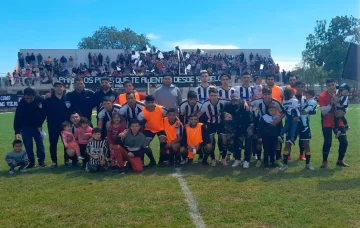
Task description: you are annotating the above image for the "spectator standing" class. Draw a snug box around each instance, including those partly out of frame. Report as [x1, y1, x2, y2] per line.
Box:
[88, 53, 92, 66]
[43, 81, 72, 168]
[30, 53, 36, 65]
[25, 53, 30, 64]
[67, 77, 95, 121]
[37, 53, 43, 65]
[98, 53, 103, 66]
[153, 74, 182, 110]
[106, 55, 110, 66]
[6, 72, 13, 86]
[13, 88, 46, 168]
[69, 56, 73, 67]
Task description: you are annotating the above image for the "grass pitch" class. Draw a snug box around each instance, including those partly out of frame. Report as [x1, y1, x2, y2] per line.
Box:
[0, 106, 359, 228]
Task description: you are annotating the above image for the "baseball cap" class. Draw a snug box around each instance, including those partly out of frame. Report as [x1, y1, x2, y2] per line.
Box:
[53, 81, 63, 87]
[231, 93, 240, 100]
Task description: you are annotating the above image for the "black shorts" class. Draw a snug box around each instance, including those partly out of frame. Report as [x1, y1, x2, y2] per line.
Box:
[143, 130, 166, 139]
[206, 123, 225, 135]
[292, 123, 311, 141]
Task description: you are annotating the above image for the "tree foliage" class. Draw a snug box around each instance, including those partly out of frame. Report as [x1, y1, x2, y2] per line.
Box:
[293, 62, 329, 87]
[302, 16, 360, 78]
[78, 26, 151, 50]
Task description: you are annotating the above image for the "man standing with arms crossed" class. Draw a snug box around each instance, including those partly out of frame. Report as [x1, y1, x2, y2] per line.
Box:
[319, 78, 349, 168]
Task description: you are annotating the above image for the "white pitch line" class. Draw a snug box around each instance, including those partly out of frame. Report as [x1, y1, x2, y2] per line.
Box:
[173, 168, 206, 228]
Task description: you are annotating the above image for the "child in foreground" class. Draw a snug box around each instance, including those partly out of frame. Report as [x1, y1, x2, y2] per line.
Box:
[300, 90, 317, 132]
[112, 119, 147, 173]
[258, 104, 282, 170]
[61, 121, 83, 160]
[107, 112, 126, 168]
[85, 128, 109, 173]
[75, 117, 93, 168]
[5, 140, 29, 175]
[278, 87, 300, 145]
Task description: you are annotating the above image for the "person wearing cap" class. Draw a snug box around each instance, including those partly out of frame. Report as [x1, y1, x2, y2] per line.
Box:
[14, 88, 46, 168]
[93, 77, 119, 119]
[43, 81, 72, 168]
[223, 93, 253, 168]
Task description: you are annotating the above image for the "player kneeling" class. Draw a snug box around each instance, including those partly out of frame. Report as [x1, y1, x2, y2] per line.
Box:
[180, 114, 212, 165]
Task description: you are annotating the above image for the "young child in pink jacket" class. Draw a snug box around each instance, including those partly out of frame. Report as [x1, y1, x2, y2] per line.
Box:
[61, 121, 83, 160]
[74, 117, 93, 168]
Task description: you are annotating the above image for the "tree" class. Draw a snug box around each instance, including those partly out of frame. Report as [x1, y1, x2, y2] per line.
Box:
[293, 62, 328, 88]
[78, 26, 151, 50]
[302, 16, 360, 78]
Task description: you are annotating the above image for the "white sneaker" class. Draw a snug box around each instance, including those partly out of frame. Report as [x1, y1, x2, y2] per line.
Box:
[252, 155, 258, 160]
[277, 136, 284, 143]
[78, 156, 85, 160]
[180, 159, 187, 165]
[211, 160, 217, 167]
[306, 164, 315, 170]
[232, 160, 241, 168]
[243, 161, 250, 169]
[9, 170, 15, 175]
[221, 159, 228, 166]
[279, 165, 288, 172]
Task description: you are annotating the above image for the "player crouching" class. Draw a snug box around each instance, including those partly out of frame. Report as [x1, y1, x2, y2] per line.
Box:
[180, 114, 212, 165]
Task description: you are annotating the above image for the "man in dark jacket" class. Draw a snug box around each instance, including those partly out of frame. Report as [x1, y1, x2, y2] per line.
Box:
[14, 88, 46, 168]
[93, 77, 119, 120]
[66, 76, 95, 121]
[223, 93, 253, 168]
[43, 81, 72, 168]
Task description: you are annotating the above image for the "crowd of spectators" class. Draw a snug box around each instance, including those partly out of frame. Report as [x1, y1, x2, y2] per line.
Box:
[9, 50, 277, 86]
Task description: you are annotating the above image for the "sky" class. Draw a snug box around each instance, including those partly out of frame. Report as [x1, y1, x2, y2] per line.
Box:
[0, 0, 359, 75]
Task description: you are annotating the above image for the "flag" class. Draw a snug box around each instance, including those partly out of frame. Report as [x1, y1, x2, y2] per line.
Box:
[158, 52, 164, 59]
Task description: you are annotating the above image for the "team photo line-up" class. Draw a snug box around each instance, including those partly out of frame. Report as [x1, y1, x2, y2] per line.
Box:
[7, 70, 351, 175]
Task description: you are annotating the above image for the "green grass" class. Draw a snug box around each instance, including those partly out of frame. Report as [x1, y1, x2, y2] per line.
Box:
[0, 106, 360, 227]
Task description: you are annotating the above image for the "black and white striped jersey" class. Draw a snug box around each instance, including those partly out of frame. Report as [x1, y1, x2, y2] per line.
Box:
[234, 86, 254, 101]
[218, 87, 236, 100]
[86, 139, 109, 161]
[250, 98, 284, 117]
[199, 99, 229, 123]
[194, 85, 214, 103]
[119, 101, 145, 127]
[97, 104, 122, 122]
[179, 100, 202, 124]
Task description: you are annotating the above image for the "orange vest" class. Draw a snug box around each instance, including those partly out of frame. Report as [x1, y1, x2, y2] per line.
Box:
[142, 105, 164, 133]
[186, 123, 203, 147]
[185, 123, 204, 159]
[271, 85, 282, 102]
[115, 92, 140, 106]
[164, 117, 182, 143]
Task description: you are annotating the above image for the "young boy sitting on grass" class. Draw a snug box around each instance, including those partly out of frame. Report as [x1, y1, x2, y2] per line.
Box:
[85, 128, 110, 173]
[5, 140, 29, 175]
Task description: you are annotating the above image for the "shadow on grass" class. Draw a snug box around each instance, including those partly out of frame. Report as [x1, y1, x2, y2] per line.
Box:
[318, 178, 360, 191]
[0, 159, 338, 182]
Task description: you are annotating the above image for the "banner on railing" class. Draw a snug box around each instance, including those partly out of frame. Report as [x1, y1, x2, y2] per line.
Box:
[57, 75, 222, 89]
[0, 94, 23, 109]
